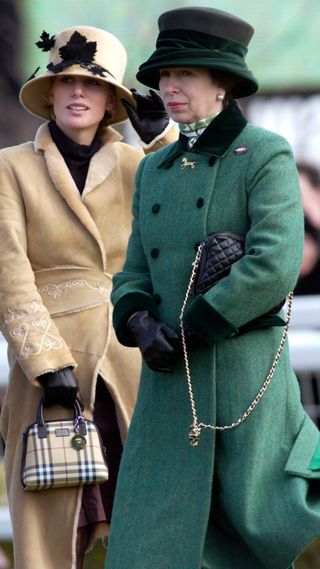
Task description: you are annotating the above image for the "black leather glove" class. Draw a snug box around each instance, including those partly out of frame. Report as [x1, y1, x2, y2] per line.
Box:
[122, 89, 169, 144]
[172, 323, 208, 352]
[38, 367, 82, 408]
[127, 310, 180, 373]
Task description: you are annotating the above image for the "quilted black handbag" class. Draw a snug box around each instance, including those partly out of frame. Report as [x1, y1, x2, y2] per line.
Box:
[191, 231, 285, 314]
[191, 231, 244, 294]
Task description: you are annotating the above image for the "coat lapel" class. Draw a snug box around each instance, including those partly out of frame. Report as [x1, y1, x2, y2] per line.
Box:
[82, 128, 121, 198]
[34, 123, 121, 260]
[158, 101, 248, 169]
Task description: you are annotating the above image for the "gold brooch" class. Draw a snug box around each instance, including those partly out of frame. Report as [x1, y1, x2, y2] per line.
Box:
[181, 157, 197, 170]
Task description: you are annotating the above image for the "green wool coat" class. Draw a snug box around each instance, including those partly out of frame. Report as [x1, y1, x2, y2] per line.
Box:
[106, 103, 320, 569]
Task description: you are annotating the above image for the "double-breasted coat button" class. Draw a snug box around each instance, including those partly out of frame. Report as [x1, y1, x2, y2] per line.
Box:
[153, 294, 162, 305]
[197, 198, 204, 208]
[152, 203, 161, 214]
[151, 248, 160, 258]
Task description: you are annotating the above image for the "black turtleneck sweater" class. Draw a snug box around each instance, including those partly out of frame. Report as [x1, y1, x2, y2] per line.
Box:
[49, 121, 101, 194]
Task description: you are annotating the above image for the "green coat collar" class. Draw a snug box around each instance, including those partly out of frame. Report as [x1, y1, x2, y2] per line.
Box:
[158, 100, 247, 169]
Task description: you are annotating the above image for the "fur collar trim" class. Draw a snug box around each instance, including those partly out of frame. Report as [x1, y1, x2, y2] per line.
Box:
[34, 123, 123, 263]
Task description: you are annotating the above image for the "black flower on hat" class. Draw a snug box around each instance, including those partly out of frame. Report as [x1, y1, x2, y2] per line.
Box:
[46, 30, 112, 77]
[36, 31, 56, 52]
[59, 31, 97, 64]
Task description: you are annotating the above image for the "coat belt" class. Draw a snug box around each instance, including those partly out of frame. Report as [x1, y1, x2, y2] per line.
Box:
[35, 268, 112, 316]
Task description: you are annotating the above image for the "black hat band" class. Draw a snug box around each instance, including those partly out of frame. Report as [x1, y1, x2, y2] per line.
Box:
[47, 59, 115, 78]
[138, 48, 247, 73]
[156, 30, 248, 60]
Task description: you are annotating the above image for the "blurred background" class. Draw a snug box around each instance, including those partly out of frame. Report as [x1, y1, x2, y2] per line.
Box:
[1, 0, 320, 567]
[2, 0, 320, 158]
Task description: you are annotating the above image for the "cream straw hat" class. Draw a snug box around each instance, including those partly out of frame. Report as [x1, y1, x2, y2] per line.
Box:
[19, 25, 135, 125]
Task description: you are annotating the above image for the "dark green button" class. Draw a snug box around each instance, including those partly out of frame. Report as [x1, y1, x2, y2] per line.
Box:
[197, 198, 204, 208]
[151, 248, 159, 258]
[152, 203, 161, 214]
[154, 294, 162, 305]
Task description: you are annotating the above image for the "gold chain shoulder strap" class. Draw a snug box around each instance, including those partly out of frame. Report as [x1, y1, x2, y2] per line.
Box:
[180, 243, 293, 447]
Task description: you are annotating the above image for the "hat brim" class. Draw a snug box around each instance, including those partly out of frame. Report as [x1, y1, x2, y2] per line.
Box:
[19, 65, 135, 125]
[137, 56, 258, 99]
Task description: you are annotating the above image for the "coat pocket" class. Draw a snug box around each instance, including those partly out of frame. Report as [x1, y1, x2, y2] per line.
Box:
[285, 413, 320, 479]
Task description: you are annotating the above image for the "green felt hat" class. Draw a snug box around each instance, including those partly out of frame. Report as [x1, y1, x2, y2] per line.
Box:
[136, 6, 258, 98]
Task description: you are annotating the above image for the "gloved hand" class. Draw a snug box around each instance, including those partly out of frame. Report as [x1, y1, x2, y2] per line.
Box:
[127, 310, 181, 373]
[38, 367, 82, 408]
[174, 323, 208, 352]
[121, 89, 169, 144]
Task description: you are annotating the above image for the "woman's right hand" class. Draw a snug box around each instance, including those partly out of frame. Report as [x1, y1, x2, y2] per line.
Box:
[38, 367, 82, 408]
[121, 89, 169, 144]
[127, 310, 180, 373]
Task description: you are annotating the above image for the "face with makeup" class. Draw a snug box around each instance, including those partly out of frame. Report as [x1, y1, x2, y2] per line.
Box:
[49, 74, 115, 144]
[158, 67, 225, 124]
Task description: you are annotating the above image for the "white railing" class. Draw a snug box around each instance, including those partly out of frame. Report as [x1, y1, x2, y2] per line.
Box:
[0, 506, 12, 540]
[0, 335, 10, 541]
[0, 336, 8, 387]
[287, 295, 320, 371]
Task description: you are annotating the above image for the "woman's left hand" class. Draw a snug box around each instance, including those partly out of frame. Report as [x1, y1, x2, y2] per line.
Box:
[121, 89, 169, 144]
[177, 323, 208, 350]
[127, 310, 180, 373]
[38, 367, 83, 408]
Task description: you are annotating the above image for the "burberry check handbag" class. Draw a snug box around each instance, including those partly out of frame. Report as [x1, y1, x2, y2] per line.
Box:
[21, 399, 109, 490]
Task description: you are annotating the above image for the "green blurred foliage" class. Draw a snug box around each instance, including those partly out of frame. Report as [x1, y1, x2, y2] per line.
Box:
[23, 0, 320, 92]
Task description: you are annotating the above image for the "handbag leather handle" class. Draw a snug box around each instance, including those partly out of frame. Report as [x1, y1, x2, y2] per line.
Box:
[36, 398, 85, 438]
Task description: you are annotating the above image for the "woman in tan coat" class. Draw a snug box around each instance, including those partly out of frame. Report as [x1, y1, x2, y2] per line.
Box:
[0, 25, 174, 569]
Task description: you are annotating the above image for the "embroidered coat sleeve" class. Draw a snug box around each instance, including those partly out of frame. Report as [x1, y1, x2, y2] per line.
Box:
[0, 154, 76, 383]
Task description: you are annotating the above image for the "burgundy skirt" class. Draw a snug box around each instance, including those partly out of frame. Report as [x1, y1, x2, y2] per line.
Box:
[78, 377, 123, 526]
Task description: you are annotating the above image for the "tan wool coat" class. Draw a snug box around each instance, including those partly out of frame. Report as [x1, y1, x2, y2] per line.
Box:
[0, 122, 174, 569]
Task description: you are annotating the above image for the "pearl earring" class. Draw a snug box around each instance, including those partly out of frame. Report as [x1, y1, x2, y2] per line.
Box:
[216, 93, 225, 101]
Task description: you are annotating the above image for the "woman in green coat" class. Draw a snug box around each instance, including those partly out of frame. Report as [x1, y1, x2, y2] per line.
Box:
[106, 7, 320, 569]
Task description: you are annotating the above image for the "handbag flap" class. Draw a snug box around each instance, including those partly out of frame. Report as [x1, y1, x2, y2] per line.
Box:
[193, 232, 245, 294]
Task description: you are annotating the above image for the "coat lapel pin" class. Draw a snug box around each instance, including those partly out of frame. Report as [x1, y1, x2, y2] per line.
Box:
[234, 146, 249, 155]
[181, 157, 197, 170]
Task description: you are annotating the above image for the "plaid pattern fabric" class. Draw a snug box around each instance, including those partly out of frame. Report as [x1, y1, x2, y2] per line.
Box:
[21, 418, 109, 490]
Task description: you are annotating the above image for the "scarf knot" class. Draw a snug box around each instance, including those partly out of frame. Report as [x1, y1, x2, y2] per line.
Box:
[179, 115, 216, 148]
